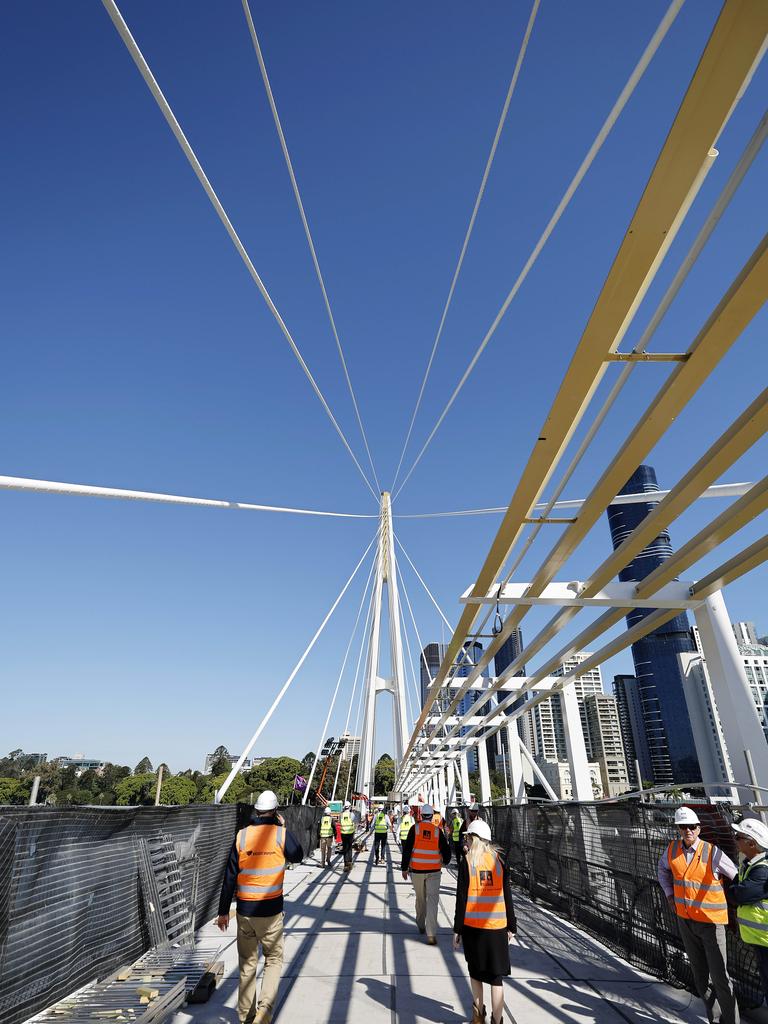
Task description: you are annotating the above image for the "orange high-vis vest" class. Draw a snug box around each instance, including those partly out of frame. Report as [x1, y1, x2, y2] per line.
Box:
[236, 824, 286, 902]
[465, 851, 506, 930]
[410, 821, 442, 871]
[667, 839, 729, 925]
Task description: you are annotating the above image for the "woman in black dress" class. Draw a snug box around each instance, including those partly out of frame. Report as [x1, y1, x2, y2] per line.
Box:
[453, 819, 516, 1024]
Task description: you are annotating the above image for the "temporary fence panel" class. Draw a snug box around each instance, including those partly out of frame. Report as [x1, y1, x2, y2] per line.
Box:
[485, 800, 763, 1009]
[0, 804, 237, 1024]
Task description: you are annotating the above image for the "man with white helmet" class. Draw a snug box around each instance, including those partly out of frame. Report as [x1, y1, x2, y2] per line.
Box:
[319, 806, 334, 868]
[658, 806, 739, 1024]
[729, 817, 768, 1004]
[340, 800, 356, 872]
[401, 803, 451, 944]
[216, 790, 304, 1024]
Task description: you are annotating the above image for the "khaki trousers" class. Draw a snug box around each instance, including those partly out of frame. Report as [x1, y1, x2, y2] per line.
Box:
[411, 870, 441, 938]
[236, 911, 284, 1024]
[319, 836, 333, 865]
[677, 918, 740, 1024]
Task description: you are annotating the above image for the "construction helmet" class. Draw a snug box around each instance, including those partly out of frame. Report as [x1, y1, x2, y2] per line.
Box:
[674, 807, 700, 826]
[255, 790, 279, 812]
[344, 801, 351, 809]
[466, 819, 491, 842]
[421, 804, 434, 818]
[323, 807, 332, 816]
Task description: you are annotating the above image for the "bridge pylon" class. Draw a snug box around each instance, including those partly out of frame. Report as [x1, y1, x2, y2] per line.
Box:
[355, 492, 409, 805]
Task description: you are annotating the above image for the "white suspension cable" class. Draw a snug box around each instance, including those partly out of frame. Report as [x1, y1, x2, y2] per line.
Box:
[394, 481, 755, 518]
[391, 0, 540, 491]
[332, 565, 378, 801]
[345, 617, 373, 802]
[302, 544, 378, 804]
[241, 0, 381, 493]
[393, 0, 685, 498]
[0, 475, 378, 518]
[397, 596, 421, 731]
[215, 529, 378, 802]
[394, 535, 454, 633]
[101, 0, 378, 502]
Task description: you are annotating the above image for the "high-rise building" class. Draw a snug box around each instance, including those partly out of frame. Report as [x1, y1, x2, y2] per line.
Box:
[583, 693, 629, 797]
[606, 465, 700, 784]
[553, 652, 603, 746]
[493, 628, 527, 772]
[525, 652, 603, 764]
[733, 621, 759, 645]
[691, 626, 768, 743]
[338, 733, 361, 761]
[535, 759, 604, 800]
[420, 641, 490, 772]
[613, 674, 652, 787]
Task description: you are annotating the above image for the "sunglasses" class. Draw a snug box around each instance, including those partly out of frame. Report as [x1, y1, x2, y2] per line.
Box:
[678, 824, 700, 832]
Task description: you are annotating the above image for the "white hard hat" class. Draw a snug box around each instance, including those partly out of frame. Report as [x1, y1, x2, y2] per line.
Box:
[733, 817, 768, 848]
[674, 807, 700, 826]
[467, 820, 491, 842]
[469, 802, 481, 813]
[323, 807, 332, 815]
[344, 801, 351, 809]
[255, 789, 279, 812]
[421, 803, 434, 818]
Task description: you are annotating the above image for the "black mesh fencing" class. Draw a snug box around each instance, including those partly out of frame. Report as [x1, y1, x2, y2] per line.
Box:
[0, 804, 238, 1024]
[484, 800, 763, 1009]
[236, 803, 324, 858]
[0, 801, 322, 1024]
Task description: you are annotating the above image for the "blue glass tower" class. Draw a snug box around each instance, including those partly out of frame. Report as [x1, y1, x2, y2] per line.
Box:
[607, 465, 699, 784]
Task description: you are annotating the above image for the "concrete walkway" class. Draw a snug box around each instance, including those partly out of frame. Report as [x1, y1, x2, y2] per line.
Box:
[170, 839, 708, 1024]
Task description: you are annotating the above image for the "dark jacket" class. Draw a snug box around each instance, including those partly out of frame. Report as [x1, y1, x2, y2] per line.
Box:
[218, 813, 304, 918]
[728, 853, 768, 907]
[453, 851, 516, 934]
[401, 820, 451, 873]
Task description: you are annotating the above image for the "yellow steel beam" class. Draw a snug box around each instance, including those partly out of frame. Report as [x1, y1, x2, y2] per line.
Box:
[401, 0, 768, 770]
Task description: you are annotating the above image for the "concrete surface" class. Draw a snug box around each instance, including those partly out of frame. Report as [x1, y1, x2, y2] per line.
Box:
[170, 838, 712, 1024]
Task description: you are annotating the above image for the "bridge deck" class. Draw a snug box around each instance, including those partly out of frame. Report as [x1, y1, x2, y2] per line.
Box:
[173, 842, 703, 1024]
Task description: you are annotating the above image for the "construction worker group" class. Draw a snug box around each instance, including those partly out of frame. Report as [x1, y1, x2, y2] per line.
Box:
[217, 790, 768, 1024]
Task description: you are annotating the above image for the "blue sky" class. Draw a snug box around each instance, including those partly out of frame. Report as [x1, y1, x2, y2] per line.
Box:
[1, 1, 766, 773]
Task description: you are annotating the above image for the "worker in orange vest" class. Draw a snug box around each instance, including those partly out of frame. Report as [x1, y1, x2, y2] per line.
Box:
[217, 790, 304, 1024]
[453, 819, 516, 1024]
[657, 806, 739, 1024]
[401, 803, 451, 944]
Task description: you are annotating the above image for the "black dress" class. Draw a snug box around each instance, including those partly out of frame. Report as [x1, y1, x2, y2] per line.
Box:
[453, 853, 516, 984]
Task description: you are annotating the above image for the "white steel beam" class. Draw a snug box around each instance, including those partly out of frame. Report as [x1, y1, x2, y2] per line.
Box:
[401, 1, 768, 774]
[461, 580, 699, 609]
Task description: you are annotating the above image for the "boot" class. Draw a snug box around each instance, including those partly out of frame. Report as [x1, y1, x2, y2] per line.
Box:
[470, 1002, 486, 1024]
[490, 1016, 503, 1024]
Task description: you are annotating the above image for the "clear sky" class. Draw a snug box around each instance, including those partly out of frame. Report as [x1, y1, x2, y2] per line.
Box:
[1, 1, 766, 773]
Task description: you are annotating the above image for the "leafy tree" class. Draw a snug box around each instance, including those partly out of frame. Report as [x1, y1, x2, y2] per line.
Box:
[300, 752, 315, 773]
[115, 773, 156, 805]
[159, 775, 197, 805]
[246, 757, 302, 804]
[374, 754, 395, 797]
[0, 777, 30, 804]
[199, 770, 247, 804]
[134, 756, 153, 775]
[209, 754, 232, 777]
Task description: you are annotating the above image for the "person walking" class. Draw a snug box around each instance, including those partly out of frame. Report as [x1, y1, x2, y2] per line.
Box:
[217, 790, 304, 1024]
[340, 800, 356, 873]
[399, 805, 414, 848]
[453, 819, 516, 1024]
[319, 807, 334, 868]
[373, 804, 393, 866]
[450, 807, 467, 863]
[658, 806, 739, 1024]
[401, 803, 451, 944]
[729, 818, 768, 1005]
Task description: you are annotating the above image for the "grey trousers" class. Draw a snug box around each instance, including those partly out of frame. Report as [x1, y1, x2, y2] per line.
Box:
[677, 918, 740, 1024]
[411, 870, 441, 938]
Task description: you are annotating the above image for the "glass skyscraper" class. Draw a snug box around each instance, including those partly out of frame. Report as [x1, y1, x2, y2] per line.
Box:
[606, 465, 700, 784]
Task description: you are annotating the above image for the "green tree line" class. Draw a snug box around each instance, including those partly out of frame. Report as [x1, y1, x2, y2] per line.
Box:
[0, 746, 372, 807]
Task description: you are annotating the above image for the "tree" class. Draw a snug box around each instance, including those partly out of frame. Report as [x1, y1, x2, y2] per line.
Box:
[246, 757, 302, 804]
[159, 775, 197, 805]
[0, 777, 30, 804]
[116, 773, 156, 805]
[300, 752, 316, 773]
[374, 754, 395, 797]
[199, 770, 247, 804]
[209, 754, 232, 777]
[134, 756, 153, 775]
